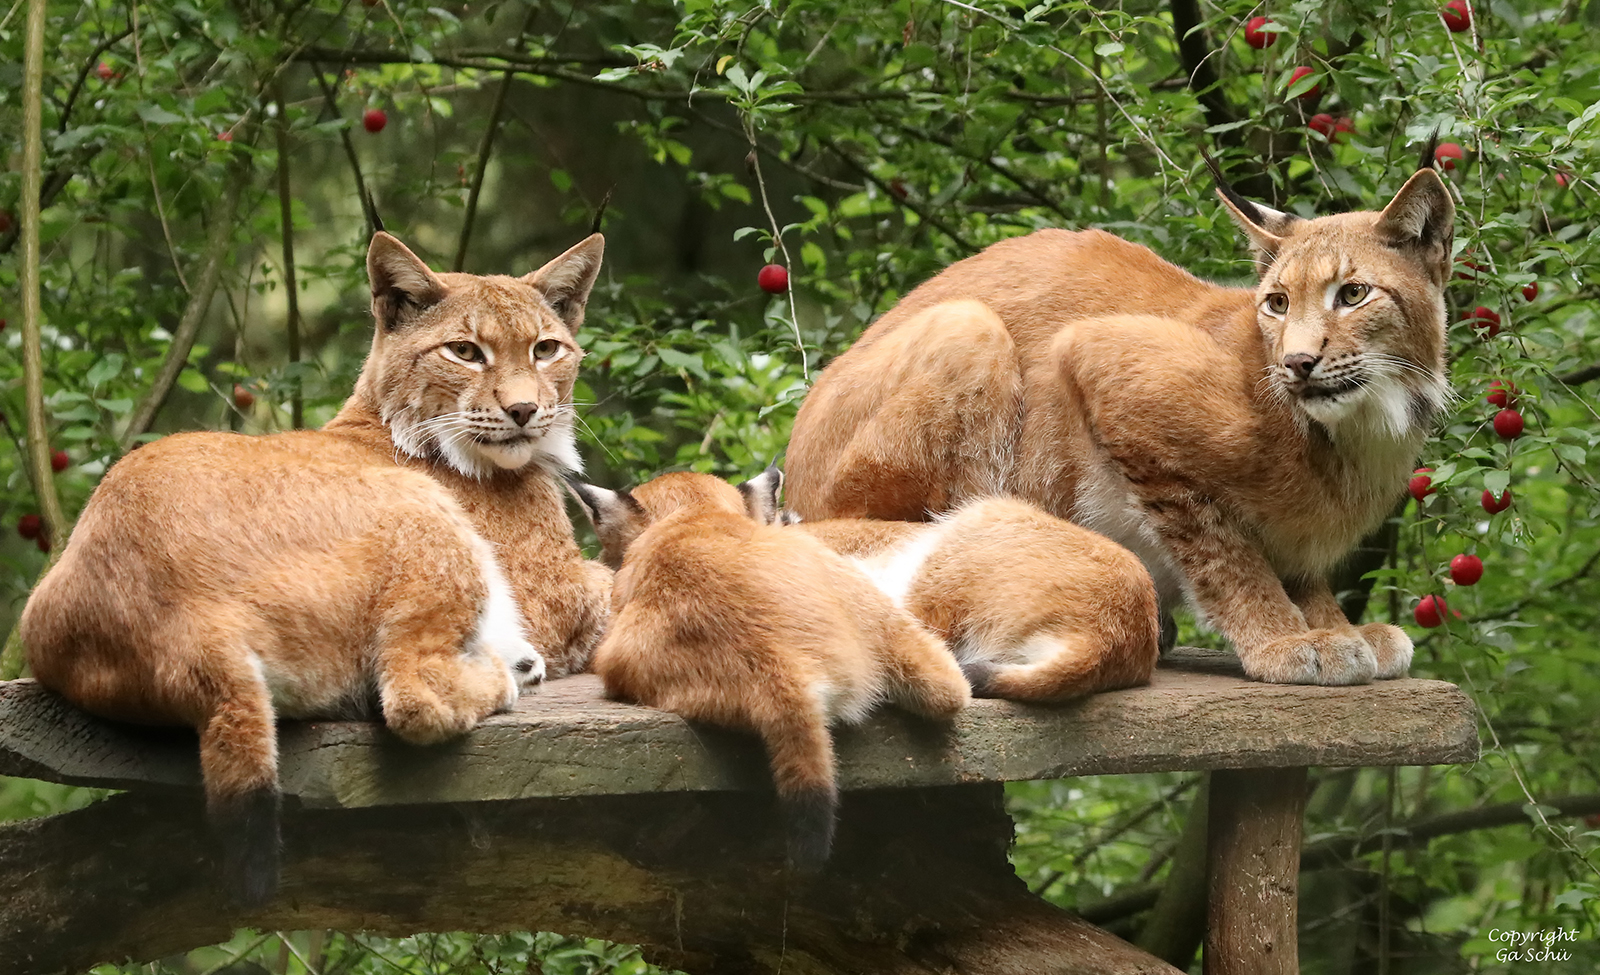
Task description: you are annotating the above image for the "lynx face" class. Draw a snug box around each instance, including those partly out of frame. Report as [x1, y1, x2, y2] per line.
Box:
[1218, 169, 1453, 442]
[365, 234, 604, 479]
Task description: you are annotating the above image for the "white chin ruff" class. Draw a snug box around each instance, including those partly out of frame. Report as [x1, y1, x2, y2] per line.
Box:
[389, 409, 583, 479]
[1299, 381, 1415, 442]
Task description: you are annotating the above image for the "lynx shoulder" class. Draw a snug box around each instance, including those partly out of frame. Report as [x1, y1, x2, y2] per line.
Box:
[19, 232, 609, 906]
[569, 469, 969, 870]
[787, 146, 1453, 688]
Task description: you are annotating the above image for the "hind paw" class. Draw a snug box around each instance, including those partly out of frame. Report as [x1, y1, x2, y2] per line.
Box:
[1244, 628, 1377, 685]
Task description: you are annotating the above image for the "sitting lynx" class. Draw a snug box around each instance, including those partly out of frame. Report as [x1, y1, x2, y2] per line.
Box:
[20, 232, 611, 907]
[787, 148, 1453, 687]
[798, 497, 1161, 702]
[568, 470, 970, 870]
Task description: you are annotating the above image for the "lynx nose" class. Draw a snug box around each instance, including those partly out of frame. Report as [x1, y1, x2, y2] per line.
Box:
[504, 402, 538, 427]
[1283, 353, 1321, 380]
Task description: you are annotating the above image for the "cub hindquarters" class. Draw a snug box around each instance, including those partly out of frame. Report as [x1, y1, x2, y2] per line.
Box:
[801, 498, 1161, 702]
[19, 433, 544, 909]
[570, 470, 970, 870]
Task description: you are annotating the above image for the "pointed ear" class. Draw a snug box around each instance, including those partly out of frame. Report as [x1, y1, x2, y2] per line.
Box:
[737, 464, 784, 524]
[564, 477, 645, 571]
[368, 232, 446, 330]
[1202, 150, 1299, 269]
[1375, 168, 1455, 285]
[526, 234, 604, 331]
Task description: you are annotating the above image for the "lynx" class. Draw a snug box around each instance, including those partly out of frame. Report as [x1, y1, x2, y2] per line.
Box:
[798, 497, 1161, 702]
[20, 232, 610, 906]
[569, 470, 969, 869]
[787, 149, 1453, 687]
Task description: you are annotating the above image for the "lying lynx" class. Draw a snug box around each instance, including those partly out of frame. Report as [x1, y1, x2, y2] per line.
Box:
[569, 470, 969, 870]
[787, 148, 1453, 686]
[20, 232, 610, 907]
[799, 497, 1160, 702]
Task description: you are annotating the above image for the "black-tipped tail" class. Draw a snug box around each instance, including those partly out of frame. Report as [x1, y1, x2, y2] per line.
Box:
[960, 659, 1000, 697]
[783, 787, 837, 874]
[1159, 611, 1179, 655]
[212, 786, 282, 910]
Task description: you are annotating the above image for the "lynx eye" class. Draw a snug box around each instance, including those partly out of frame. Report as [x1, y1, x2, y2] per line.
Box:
[1265, 293, 1290, 315]
[445, 341, 485, 364]
[1337, 282, 1371, 306]
[533, 338, 562, 360]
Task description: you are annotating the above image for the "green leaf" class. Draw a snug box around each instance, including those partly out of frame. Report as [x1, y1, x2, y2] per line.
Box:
[136, 105, 185, 125]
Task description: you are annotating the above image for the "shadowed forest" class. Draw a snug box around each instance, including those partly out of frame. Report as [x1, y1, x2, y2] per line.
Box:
[0, 0, 1597, 971]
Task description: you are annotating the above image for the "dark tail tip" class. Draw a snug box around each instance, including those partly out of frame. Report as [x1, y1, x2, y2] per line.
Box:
[1159, 611, 1179, 654]
[212, 786, 282, 911]
[960, 659, 1000, 697]
[783, 787, 837, 874]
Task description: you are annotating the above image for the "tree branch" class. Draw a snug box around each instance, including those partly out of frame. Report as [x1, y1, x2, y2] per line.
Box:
[119, 151, 253, 451]
[1557, 362, 1600, 385]
[310, 66, 383, 236]
[823, 140, 977, 254]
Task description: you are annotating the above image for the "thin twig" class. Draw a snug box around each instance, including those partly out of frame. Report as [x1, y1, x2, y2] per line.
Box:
[454, 4, 537, 271]
[310, 65, 383, 235]
[120, 148, 253, 451]
[274, 82, 303, 428]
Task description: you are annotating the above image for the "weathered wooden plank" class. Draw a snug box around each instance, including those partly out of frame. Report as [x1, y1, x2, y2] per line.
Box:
[0, 650, 1479, 806]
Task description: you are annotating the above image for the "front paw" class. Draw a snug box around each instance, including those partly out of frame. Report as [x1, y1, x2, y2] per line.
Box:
[1360, 623, 1413, 679]
[1244, 629, 1377, 686]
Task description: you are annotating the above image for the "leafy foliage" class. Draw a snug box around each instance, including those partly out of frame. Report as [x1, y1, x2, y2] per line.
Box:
[2, 0, 1598, 971]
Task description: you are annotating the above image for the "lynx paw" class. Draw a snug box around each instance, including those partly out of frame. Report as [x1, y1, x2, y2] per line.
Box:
[1245, 628, 1377, 686]
[1361, 623, 1413, 679]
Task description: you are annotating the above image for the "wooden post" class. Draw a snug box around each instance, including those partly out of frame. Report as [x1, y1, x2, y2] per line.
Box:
[1204, 766, 1308, 975]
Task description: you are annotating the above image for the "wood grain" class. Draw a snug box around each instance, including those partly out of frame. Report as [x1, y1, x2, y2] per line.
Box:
[0, 650, 1478, 805]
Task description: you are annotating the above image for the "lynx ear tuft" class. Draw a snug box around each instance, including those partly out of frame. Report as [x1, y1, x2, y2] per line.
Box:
[367, 233, 446, 330]
[738, 463, 784, 524]
[1376, 168, 1455, 284]
[526, 234, 605, 331]
[564, 477, 645, 570]
[1202, 149, 1299, 269]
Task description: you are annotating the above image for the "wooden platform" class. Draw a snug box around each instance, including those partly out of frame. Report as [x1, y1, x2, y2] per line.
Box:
[0, 649, 1480, 975]
[0, 649, 1478, 805]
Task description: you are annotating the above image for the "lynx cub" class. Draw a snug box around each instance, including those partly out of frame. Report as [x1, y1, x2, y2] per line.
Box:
[569, 469, 970, 870]
[799, 497, 1161, 702]
[21, 232, 610, 907]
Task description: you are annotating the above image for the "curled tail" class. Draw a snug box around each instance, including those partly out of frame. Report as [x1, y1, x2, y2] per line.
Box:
[756, 705, 838, 873]
[197, 678, 282, 909]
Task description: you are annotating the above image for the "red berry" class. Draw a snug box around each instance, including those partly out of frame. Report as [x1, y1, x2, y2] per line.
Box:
[36, 535, 50, 554]
[1493, 408, 1524, 439]
[363, 108, 388, 133]
[1449, 553, 1484, 586]
[757, 264, 789, 294]
[216, 130, 233, 143]
[1586, 813, 1600, 829]
[1332, 116, 1355, 142]
[1554, 171, 1572, 189]
[1485, 380, 1515, 408]
[1482, 488, 1513, 514]
[16, 514, 40, 540]
[1440, 0, 1471, 32]
[50, 449, 69, 473]
[1244, 16, 1277, 49]
[1467, 306, 1501, 337]
[887, 177, 908, 200]
[1309, 114, 1335, 139]
[0, 210, 11, 235]
[233, 384, 256, 410]
[1414, 595, 1448, 628]
[96, 61, 114, 81]
[1454, 255, 1485, 280]
[1435, 142, 1465, 171]
[1522, 281, 1539, 302]
[1408, 468, 1435, 502]
[0, 319, 6, 331]
[1286, 67, 1320, 101]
